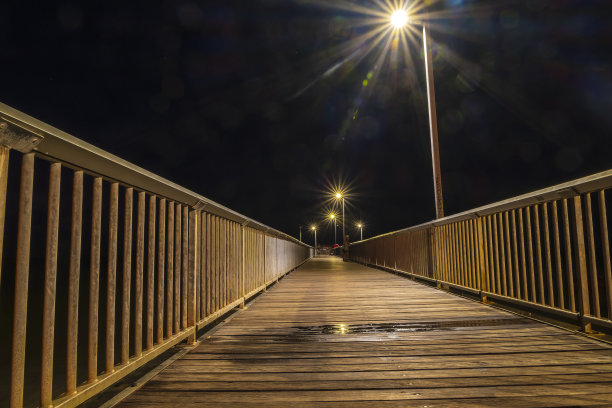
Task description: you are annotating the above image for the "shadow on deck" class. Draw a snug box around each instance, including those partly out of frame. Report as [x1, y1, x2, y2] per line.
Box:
[117, 256, 612, 407]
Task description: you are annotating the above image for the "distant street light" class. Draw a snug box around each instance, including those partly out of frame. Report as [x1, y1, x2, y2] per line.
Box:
[329, 213, 337, 246]
[334, 192, 346, 249]
[311, 225, 317, 256]
[357, 223, 363, 241]
[391, 8, 445, 219]
[299, 225, 302, 242]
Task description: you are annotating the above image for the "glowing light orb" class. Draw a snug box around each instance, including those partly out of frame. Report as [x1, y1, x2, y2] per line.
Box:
[391, 10, 408, 29]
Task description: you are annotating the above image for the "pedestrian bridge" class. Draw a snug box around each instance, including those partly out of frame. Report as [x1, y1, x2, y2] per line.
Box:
[1, 102, 611, 407]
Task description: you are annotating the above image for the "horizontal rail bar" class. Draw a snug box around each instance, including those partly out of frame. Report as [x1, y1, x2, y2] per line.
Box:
[352, 170, 612, 244]
[0, 102, 308, 247]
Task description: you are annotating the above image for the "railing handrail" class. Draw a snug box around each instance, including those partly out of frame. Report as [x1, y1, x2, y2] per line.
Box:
[352, 169, 612, 245]
[0, 101, 307, 247]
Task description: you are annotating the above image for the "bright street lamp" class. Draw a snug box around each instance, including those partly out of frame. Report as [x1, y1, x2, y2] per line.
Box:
[391, 10, 408, 29]
[357, 223, 363, 241]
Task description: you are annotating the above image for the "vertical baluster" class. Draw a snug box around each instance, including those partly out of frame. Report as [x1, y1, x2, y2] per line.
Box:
[572, 196, 591, 330]
[174, 204, 181, 333]
[492, 214, 501, 294]
[467, 220, 475, 288]
[0, 146, 9, 286]
[534, 205, 545, 303]
[511, 210, 520, 299]
[498, 213, 507, 296]
[552, 201, 565, 308]
[525, 207, 536, 302]
[105, 183, 118, 373]
[221, 218, 225, 303]
[453, 225, 459, 284]
[598, 190, 612, 318]
[542, 203, 555, 306]
[228, 222, 233, 299]
[10, 153, 35, 408]
[518, 209, 528, 300]
[188, 210, 198, 344]
[477, 218, 488, 293]
[241, 224, 245, 299]
[584, 193, 601, 317]
[503, 211, 513, 297]
[459, 221, 467, 286]
[207, 214, 212, 316]
[471, 219, 479, 288]
[157, 199, 166, 343]
[442, 225, 449, 283]
[134, 192, 145, 357]
[200, 212, 206, 321]
[121, 188, 133, 364]
[41, 162, 61, 407]
[486, 216, 495, 293]
[166, 202, 174, 337]
[146, 195, 156, 350]
[562, 199, 576, 312]
[213, 216, 218, 312]
[224, 219, 229, 302]
[66, 170, 83, 394]
[182, 206, 188, 330]
[88, 177, 102, 382]
[440, 226, 446, 282]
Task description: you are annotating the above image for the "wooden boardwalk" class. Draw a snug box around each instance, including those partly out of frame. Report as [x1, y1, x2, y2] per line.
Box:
[118, 256, 612, 407]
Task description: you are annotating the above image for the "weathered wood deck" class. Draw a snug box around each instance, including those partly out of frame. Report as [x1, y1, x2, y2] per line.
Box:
[118, 256, 612, 407]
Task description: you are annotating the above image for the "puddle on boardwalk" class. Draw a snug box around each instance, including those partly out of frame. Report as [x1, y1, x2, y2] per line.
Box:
[293, 318, 533, 335]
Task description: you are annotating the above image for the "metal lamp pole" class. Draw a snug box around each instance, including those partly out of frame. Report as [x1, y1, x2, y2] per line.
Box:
[334, 218, 337, 246]
[422, 21, 444, 219]
[341, 197, 345, 248]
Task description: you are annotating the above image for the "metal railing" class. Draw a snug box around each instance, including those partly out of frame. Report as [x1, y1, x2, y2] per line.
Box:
[0, 102, 312, 408]
[350, 170, 612, 332]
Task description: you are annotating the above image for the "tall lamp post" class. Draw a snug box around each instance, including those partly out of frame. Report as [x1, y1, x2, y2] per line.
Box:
[311, 225, 317, 256]
[335, 193, 346, 248]
[330, 213, 337, 246]
[392, 9, 444, 219]
[299, 225, 302, 242]
[357, 223, 363, 241]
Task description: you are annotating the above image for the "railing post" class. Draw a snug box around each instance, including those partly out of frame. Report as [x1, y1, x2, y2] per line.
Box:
[10, 153, 35, 408]
[427, 227, 437, 282]
[240, 224, 246, 308]
[0, 145, 9, 284]
[572, 196, 592, 332]
[476, 217, 489, 302]
[188, 209, 198, 344]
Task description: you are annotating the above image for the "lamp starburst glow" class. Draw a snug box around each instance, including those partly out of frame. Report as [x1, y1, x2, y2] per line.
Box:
[391, 9, 408, 29]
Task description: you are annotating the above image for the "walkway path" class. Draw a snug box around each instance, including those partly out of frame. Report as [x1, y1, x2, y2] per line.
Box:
[118, 256, 612, 407]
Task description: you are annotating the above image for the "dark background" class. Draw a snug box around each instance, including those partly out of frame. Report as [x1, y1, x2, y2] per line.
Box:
[1, 0, 611, 245]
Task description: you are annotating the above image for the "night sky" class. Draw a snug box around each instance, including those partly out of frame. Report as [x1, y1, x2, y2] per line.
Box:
[1, 0, 611, 245]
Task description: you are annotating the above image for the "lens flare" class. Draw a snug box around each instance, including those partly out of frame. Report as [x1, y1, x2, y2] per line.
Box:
[391, 10, 408, 29]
